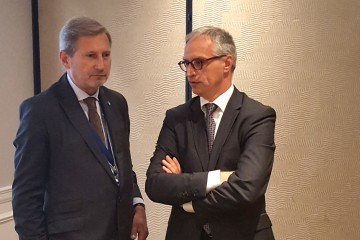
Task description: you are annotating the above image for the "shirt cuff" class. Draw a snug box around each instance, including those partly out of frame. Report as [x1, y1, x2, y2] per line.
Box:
[133, 197, 144, 205]
[206, 169, 221, 193]
[182, 201, 194, 213]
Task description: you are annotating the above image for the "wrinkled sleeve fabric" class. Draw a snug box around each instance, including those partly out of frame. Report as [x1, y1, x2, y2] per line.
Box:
[145, 109, 208, 206]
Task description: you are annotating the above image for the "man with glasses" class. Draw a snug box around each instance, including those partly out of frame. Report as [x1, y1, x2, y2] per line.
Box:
[146, 26, 276, 240]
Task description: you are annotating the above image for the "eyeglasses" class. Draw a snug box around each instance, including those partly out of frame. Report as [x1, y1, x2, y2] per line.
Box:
[178, 55, 226, 72]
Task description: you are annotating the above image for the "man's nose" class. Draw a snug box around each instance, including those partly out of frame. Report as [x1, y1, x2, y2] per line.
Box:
[95, 57, 105, 69]
[186, 64, 196, 77]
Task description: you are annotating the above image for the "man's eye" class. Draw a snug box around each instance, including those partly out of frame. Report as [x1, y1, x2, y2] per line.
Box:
[192, 59, 203, 67]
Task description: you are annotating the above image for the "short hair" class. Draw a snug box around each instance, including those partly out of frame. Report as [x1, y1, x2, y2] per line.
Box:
[59, 16, 112, 56]
[186, 26, 237, 72]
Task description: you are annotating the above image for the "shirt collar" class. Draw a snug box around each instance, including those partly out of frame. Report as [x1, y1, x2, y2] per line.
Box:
[200, 85, 234, 112]
[67, 73, 100, 101]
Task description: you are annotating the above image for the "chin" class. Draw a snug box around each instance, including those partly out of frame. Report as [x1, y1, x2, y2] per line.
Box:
[190, 88, 198, 95]
[95, 78, 107, 86]
[192, 87, 201, 96]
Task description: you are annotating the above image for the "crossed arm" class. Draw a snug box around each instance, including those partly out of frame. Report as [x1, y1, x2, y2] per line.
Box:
[162, 155, 233, 212]
[163, 156, 233, 182]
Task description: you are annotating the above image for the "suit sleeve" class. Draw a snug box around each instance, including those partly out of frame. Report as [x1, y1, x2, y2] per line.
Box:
[12, 99, 49, 240]
[145, 110, 208, 206]
[192, 106, 276, 220]
[119, 94, 143, 200]
[132, 168, 142, 199]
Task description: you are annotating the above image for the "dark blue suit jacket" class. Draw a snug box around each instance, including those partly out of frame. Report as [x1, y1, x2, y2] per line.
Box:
[146, 87, 276, 240]
[13, 74, 141, 240]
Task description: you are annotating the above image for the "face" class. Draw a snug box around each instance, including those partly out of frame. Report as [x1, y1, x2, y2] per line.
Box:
[60, 33, 111, 95]
[183, 35, 232, 102]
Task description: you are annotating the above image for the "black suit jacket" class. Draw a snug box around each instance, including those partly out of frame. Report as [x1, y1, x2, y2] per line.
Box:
[12, 74, 142, 240]
[146, 87, 276, 240]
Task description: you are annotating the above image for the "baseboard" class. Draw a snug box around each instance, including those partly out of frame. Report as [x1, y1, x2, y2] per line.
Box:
[0, 185, 13, 223]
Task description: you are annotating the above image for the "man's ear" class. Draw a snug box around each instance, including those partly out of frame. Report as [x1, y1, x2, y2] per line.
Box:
[60, 51, 70, 69]
[223, 55, 233, 73]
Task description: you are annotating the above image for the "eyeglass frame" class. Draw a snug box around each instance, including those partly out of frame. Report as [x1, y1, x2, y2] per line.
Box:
[177, 55, 227, 72]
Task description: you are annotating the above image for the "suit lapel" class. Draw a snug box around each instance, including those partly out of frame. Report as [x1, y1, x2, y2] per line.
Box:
[190, 98, 210, 170]
[208, 88, 244, 170]
[53, 75, 117, 184]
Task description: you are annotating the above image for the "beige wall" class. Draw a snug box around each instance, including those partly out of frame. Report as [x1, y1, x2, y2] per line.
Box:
[0, 0, 33, 186]
[0, 0, 33, 239]
[2, 0, 360, 239]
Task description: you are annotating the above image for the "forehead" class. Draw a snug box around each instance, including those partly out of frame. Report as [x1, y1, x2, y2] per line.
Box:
[184, 35, 214, 59]
[74, 33, 111, 52]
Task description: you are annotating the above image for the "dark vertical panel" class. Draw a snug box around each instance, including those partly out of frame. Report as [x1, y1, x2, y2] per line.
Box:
[185, 0, 192, 101]
[31, 0, 41, 95]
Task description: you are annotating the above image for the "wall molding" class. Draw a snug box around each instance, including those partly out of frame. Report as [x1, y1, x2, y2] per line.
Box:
[0, 185, 13, 223]
[0, 211, 13, 224]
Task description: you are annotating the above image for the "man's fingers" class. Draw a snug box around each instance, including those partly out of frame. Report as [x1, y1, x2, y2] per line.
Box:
[172, 157, 180, 167]
[162, 155, 181, 174]
[130, 226, 137, 239]
[162, 165, 172, 173]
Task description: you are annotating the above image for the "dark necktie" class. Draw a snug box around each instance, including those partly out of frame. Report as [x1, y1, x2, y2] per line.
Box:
[203, 103, 217, 237]
[205, 103, 218, 153]
[84, 97, 105, 144]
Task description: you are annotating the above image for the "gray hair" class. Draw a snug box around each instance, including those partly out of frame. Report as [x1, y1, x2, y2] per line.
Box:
[59, 16, 112, 56]
[186, 26, 237, 72]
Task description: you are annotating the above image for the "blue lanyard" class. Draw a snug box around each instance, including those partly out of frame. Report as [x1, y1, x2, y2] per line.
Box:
[89, 126, 115, 166]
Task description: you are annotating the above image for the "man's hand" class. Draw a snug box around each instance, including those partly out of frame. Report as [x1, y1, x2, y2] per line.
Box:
[220, 171, 234, 183]
[162, 155, 182, 174]
[131, 205, 149, 240]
